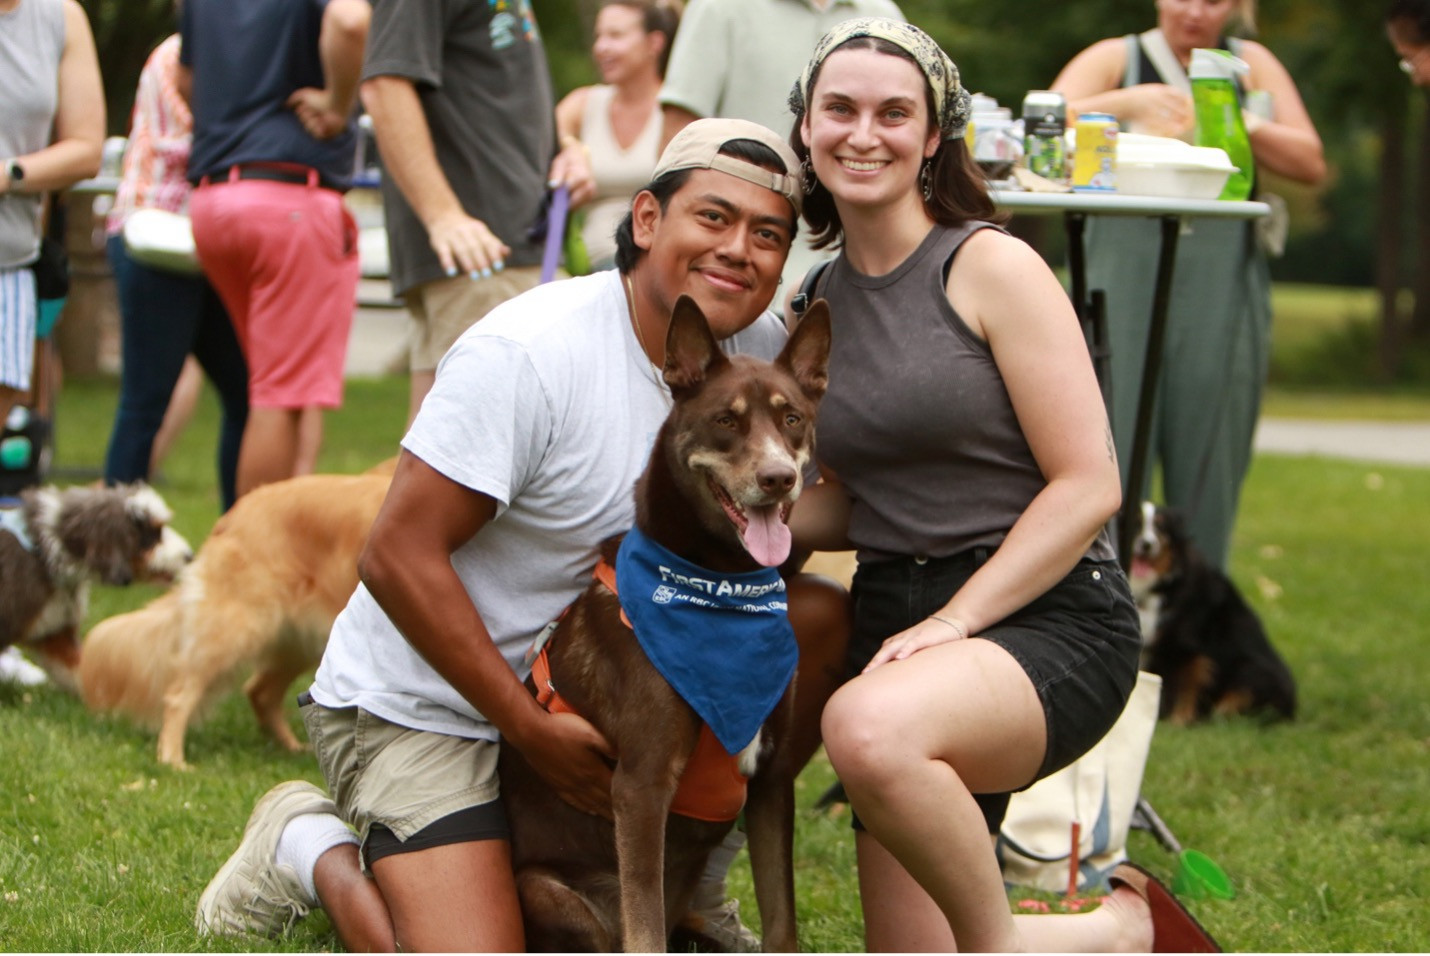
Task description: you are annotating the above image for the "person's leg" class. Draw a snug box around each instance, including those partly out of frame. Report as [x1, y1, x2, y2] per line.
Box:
[822, 637, 1047, 951]
[236, 406, 302, 497]
[295, 406, 323, 475]
[310, 843, 394, 952]
[371, 839, 524, 951]
[148, 357, 203, 475]
[1158, 227, 1270, 570]
[310, 701, 515, 949]
[190, 279, 249, 511]
[196, 781, 363, 939]
[102, 235, 208, 488]
[104, 241, 201, 486]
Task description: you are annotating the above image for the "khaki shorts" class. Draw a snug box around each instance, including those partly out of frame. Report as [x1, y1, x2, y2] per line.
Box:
[302, 701, 501, 867]
[405, 266, 547, 371]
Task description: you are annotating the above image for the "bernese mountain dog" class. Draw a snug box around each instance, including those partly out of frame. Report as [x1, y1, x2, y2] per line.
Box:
[1128, 501, 1296, 724]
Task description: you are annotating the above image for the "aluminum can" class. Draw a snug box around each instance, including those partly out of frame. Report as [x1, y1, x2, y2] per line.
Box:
[1072, 112, 1118, 192]
[1021, 90, 1067, 183]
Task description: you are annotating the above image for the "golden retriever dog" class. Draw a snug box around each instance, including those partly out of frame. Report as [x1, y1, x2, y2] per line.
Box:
[79, 465, 393, 769]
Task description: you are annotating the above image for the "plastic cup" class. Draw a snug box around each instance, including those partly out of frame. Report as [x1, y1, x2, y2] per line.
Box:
[1171, 849, 1235, 900]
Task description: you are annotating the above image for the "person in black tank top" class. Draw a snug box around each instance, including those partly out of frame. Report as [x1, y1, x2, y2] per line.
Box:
[784, 18, 1212, 953]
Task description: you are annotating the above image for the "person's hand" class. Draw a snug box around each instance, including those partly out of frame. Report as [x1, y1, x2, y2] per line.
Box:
[863, 614, 970, 672]
[425, 209, 512, 278]
[548, 141, 597, 208]
[520, 710, 616, 819]
[1126, 83, 1193, 138]
[286, 88, 350, 141]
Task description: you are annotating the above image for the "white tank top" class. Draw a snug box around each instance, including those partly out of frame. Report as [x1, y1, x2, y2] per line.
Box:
[578, 85, 660, 269]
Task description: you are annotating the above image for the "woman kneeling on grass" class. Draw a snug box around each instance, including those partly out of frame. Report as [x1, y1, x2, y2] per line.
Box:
[786, 18, 1219, 952]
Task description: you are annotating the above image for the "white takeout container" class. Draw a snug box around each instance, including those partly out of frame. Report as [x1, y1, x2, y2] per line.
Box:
[1113, 133, 1238, 200]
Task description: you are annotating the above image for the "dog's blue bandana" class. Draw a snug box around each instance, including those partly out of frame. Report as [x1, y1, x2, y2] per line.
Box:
[0, 506, 34, 552]
[614, 526, 798, 755]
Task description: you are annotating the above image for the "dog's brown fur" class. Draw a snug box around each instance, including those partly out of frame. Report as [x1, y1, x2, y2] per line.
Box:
[498, 297, 832, 952]
[1, 483, 191, 692]
[79, 466, 394, 768]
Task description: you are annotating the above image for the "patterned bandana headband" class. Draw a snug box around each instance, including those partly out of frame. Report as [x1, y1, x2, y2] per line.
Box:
[788, 17, 971, 142]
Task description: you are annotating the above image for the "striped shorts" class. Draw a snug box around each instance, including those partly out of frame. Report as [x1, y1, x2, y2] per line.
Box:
[0, 266, 37, 391]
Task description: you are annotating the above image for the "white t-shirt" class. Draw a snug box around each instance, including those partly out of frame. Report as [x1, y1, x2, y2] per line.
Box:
[310, 269, 789, 738]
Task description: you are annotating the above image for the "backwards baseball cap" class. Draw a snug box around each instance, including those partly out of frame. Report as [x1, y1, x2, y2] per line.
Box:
[652, 117, 804, 216]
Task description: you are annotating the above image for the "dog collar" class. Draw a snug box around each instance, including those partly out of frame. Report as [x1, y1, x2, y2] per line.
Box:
[613, 526, 798, 755]
[0, 506, 34, 552]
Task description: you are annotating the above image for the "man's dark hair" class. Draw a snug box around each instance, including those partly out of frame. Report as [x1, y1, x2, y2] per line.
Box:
[612, 138, 796, 272]
[1389, 0, 1430, 39]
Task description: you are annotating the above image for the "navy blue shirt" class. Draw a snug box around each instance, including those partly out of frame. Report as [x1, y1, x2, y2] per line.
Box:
[180, 0, 356, 188]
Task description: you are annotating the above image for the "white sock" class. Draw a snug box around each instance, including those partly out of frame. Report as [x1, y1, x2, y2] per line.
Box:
[697, 827, 747, 897]
[0, 646, 48, 687]
[275, 812, 359, 902]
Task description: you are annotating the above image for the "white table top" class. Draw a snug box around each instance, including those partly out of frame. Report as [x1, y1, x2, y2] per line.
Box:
[991, 187, 1269, 220]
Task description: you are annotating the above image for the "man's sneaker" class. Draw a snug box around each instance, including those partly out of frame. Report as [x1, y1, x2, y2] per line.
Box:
[195, 780, 334, 937]
[676, 883, 762, 953]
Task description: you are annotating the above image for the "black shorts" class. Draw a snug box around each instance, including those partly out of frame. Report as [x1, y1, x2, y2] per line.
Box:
[844, 548, 1141, 833]
[364, 801, 510, 865]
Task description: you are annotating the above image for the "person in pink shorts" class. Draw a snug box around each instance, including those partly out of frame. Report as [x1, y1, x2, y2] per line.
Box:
[181, 0, 369, 497]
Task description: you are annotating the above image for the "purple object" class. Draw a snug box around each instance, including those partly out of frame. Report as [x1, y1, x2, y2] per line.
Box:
[540, 185, 569, 284]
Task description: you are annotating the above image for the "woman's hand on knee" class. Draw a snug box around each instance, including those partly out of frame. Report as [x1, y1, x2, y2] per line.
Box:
[863, 615, 969, 672]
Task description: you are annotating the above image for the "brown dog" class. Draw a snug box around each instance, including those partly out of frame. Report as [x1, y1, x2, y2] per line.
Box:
[79, 465, 394, 768]
[498, 296, 832, 952]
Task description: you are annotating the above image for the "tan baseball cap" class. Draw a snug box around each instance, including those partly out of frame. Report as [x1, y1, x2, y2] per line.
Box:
[652, 117, 804, 216]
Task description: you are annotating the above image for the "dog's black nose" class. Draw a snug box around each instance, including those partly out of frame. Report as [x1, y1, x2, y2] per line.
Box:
[757, 465, 797, 496]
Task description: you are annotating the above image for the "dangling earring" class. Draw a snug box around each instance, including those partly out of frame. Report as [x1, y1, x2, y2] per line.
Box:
[920, 160, 934, 202]
[801, 155, 817, 196]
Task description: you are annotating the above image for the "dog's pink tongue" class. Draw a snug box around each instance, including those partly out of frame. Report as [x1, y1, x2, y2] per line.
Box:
[741, 505, 792, 567]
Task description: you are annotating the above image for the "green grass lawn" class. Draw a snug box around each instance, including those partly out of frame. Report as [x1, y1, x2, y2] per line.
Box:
[3, 285, 1428, 951]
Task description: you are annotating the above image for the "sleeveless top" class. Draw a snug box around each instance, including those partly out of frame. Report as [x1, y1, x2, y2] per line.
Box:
[0, 0, 65, 268]
[813, 222, 1117, 564]
[579, 85, 660, 269]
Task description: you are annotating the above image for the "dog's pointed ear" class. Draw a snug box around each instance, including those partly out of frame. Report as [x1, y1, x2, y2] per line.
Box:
[663, 295, 726, 394]
[777, 298, 831, 400]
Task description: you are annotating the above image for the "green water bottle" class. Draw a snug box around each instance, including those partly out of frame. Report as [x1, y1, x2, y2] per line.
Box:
[1190, 48, 1254, 201]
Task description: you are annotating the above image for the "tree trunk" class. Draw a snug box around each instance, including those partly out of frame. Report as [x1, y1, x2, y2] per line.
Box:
[1375, 105, 1407, 379]
[1413, 97, 1430, 338]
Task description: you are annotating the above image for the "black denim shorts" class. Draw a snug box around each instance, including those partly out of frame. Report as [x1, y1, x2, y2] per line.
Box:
[845, 548, 1142, 833]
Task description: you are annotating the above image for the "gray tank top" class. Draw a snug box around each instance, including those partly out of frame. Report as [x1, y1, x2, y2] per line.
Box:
[0, 0, 65, 267]
[814, 222, 1116, 563]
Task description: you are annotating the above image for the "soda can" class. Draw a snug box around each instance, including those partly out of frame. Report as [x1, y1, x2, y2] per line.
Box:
[1021, 90, 1067, 183]
[1072, 112, 1118, 192]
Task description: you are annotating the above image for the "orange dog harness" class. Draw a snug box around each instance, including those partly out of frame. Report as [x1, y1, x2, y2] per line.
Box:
[529, 558, 749, 823]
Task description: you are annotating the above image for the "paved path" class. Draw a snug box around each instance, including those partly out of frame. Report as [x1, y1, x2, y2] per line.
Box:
[1252, 418, 1430, 468]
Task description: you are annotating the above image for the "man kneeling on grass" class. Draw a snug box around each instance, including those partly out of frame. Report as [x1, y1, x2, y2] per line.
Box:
[192, 118, 850, 953]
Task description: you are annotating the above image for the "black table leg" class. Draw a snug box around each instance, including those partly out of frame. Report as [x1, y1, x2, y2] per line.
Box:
[1117, 214, 1182, 569]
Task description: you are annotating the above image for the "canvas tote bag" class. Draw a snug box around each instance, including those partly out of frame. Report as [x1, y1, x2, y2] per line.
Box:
[996, 670, 1162, 892]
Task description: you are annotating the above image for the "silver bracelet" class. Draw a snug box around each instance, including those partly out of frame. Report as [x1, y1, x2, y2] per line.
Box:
[928, 614, 967, 640]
